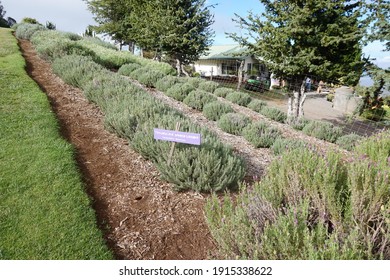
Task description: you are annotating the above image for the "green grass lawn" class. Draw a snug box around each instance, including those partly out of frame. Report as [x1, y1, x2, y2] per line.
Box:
[0, 28, 113, 259]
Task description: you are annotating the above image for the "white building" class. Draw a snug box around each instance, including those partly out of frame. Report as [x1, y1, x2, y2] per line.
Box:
[193, 44, 269, 79]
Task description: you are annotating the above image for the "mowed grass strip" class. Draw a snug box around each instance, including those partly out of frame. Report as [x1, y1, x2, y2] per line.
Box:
[0, 28, 112, 259]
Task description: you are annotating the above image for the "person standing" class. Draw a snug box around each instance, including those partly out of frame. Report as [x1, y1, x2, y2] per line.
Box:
[305, 77, 312, 92]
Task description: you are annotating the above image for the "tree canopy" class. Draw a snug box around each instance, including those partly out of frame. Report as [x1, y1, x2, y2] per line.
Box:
[85, 0, 214, 74]
[0, 0, 9, 27]
[84, 0, 133, 47]
[229, 0, 365, 86]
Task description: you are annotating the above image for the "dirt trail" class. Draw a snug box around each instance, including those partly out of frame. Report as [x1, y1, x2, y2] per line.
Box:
[18, 39, 217, 260]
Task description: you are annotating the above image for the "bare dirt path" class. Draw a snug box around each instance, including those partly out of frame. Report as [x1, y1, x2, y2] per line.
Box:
[18, 39, 217, 260]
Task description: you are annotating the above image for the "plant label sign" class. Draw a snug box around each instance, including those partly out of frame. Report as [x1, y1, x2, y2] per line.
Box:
[154, 128, 201, 146]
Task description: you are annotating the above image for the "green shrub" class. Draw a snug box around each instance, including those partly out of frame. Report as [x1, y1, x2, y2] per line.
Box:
[327, 93, 335, 102]
[226, 91, 252, 107]
[15, 23, 46, 39]
[104, 111, 138, 140]
[247, 99, 267, 112]
[155, 75, 182, 92]
[166, 82, 195, 101]
[183, 90, 217, 110]
[81, 36, 117, 49]
[242, 121, 282, 148]
[131, 116, 245, 192]
[217, 113, 251, 135]
[118, 63, 141, 76]
[198, 80, 220, 93]
[31, 30, 97, 61]
[52, 55, 107, 89]
[335, 133, 363, 151]
[302, 120, 343, 143]
[354, 129, 390, 164]
[137, 69, 166, 87]
[206, 130, 390, 259]
[288, 117, 310, 130]
[271, 138, 307, 155]
[361, 108, 386, 121]
[260, 107, 287, 123]
[78, 41, 176, 74]
[127, 67, 147, 80]
[182, 77, 203, 87]
[213, 87, 234, 98]
[203, 101, 234, 121]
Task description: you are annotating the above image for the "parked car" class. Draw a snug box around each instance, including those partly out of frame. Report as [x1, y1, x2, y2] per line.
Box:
[244, 75, 270, 93]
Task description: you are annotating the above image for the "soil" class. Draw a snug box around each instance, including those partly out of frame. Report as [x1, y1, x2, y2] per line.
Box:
[18, 39, 217, 260]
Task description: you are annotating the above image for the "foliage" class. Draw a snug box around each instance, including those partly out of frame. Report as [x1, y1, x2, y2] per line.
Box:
[51, 48, 245, 193]
[117, 63, 140, 76]
[364, 0, 390, 51]
[155, 75, 182, 92]
[355, 63, 390, 122]
[229, 0, 364, 86]
[182, 77, 203, 87]
[52, 55, 107, 89]
[183, 89, 217, 110]
[166, 82, 195, 101]
[128, 0, 215, 74]
[0, 28, 112, 259]
[335, 133, 363, 151]
[137, 69, 166, 88]
[247, 99, 267, 112]
[46, 21, 56, 30]
[15, 23, 46, 40]
[197, 80, 220, 93]
[288, 116, 310, 130]
[226, 91, 252, 107]
[271, 138, 307, 155]
[260, 106, 287, 123]
[302, 120, 343, 143]
[354, 129, 390, 164]
[77, 40, 176, 73]
[132, 116, 245, 192]
[30, 30, 95, 61]
[217, 113, 251, 135]
[206, 131, 390, 259]
[86, 0, 215, 74]
[84, 0, 134, 47]
[214, 87, 235, 98]
[0, 1, 7, 27]
[242, 121, 282, 148]
[203, 101, 234, 121]
[81, 36, 117, 49]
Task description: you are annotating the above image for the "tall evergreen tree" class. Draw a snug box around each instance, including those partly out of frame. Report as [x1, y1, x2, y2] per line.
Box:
[129, 0, 214, 75]
[86, 0, 214, 75]
[84, 0, 134, 50]
[230, 0, 364, 119]
[0, 0, 8, 27]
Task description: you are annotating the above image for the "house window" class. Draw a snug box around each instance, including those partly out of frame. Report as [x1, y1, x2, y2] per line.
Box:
[248, 63, 267, 76]
[222, 61, 240, 75]
[247, 63, 252, 73]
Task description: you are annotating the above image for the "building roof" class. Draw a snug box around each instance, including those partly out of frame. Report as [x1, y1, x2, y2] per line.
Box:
[199, 44, 248, 60]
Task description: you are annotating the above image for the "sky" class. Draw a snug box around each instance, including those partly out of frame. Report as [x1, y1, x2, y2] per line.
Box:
[2, 0, 389, 70]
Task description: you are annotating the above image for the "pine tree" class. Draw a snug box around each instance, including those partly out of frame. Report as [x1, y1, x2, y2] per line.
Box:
[84, 0, 135, 51]
[230, 0, 364, 120]
[129, 0, 214, 75]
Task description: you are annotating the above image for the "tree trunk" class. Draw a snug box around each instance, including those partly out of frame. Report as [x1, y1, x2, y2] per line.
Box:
[128, 42, 135, 54]
[176, 59, 182, 77]
[287, 79, 307, 121]
[287, 94, 293, 118]
[181, 64, 189, 77]
[237, 60, 245, 91]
